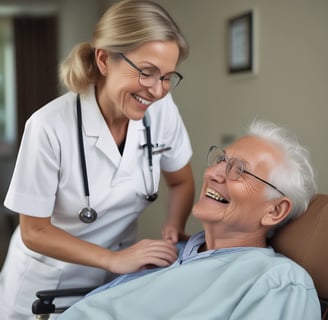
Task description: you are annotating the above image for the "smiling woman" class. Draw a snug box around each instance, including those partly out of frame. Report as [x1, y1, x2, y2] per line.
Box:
[0, 1, 195, 319]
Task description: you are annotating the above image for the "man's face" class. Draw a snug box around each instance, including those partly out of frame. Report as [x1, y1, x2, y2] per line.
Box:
[192, 136, 284, 235]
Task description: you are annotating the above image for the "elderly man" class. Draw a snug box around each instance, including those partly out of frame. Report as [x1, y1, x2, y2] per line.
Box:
[58, 119, 320, 320]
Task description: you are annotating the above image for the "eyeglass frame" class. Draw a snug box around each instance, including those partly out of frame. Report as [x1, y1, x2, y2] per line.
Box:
[117, 52, 183, 90]
[206, 145, 286, 197]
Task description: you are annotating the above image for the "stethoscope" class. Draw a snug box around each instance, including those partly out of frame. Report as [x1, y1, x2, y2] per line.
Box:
[76, 94, 158, 224]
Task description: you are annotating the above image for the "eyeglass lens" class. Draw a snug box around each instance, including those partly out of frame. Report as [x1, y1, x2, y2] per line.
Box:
[207, 145, 224, 166]
[139, 67, 181, 90]
[207, 146, 243, 180]
[226, 158, 244, 180]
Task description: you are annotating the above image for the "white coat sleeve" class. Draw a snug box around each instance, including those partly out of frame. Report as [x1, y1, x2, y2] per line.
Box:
[4, 112, 60, 217]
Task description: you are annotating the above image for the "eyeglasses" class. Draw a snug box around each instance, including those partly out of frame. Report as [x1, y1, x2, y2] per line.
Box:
[118, 53, 183, 90]
[206, 146, 286, 197]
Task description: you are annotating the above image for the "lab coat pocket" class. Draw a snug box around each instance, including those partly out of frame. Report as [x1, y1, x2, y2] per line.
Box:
[15, 255, 63, 313]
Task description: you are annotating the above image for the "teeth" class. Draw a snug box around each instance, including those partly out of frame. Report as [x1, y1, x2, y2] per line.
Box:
[133, 94, 152, 105]
[205, 188, 229, 203]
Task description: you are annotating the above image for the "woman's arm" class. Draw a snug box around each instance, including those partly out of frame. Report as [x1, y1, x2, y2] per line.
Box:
[19, 214, 178, 274]
[161, 162, 195, 243]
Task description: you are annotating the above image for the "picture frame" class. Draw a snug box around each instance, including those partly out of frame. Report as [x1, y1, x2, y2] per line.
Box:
[227, 11, 253, 74]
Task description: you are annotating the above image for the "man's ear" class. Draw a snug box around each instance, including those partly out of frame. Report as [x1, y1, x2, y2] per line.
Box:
[95, 48, 110, 76]
[261, 198, 292, 227]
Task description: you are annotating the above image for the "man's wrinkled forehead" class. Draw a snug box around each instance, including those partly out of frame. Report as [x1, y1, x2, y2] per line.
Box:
[225, 136, 283, 171]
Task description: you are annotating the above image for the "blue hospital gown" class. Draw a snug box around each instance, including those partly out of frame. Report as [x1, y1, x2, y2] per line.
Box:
[58, 231, 321, 320]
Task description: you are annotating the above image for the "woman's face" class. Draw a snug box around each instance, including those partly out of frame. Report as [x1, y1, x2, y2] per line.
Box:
[192, 136, 283, 234]
[95, 40, 180, 121]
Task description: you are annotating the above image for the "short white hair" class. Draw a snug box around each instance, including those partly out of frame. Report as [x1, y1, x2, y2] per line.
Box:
[246, 119, 317, 227]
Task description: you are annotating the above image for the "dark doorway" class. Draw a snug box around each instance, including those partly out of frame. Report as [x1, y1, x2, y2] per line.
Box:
[14, 15, 59, 144]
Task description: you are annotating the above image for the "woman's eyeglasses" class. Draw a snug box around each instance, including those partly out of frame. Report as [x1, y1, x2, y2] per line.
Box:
[118, 53, 183, 91]
[206, 145, 286, 197]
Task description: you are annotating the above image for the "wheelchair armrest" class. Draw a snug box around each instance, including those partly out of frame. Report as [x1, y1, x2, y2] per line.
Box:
[32, 286, 96, 315]
[321, 298, 328, 319]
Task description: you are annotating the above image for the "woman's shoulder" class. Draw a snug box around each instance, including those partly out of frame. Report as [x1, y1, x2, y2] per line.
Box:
[29, 91, 76, 122]
[20, 91, 79, 142]
[147, 93, 185, 129]
[148, 93, 178, 115]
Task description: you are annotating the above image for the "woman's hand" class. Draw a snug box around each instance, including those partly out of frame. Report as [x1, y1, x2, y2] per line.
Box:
[104, 239, 178, 274]
[161, 225, 190, 244]
[19, 214, 178, 275]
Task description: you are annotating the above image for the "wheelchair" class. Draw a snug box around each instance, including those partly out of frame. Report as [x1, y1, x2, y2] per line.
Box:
[32, 194, 328, 319]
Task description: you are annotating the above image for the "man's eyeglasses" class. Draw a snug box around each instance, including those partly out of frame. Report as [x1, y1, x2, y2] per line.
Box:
[206, 145, 286, 197]
[118, 53, 183, 90]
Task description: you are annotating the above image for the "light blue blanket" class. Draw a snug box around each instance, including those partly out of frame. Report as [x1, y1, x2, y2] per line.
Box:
[58, 233, 320, 319]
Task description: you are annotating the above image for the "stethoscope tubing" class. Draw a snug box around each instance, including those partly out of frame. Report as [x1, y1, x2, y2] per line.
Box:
[77, 94, 98, 223]
[76, 94, 158, 223]
[77, 94, 90, 198]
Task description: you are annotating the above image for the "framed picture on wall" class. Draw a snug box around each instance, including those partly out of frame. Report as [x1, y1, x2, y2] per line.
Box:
[228, 11, 253, 74]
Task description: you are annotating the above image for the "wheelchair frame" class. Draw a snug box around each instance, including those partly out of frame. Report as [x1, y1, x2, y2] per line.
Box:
[32, 286, 96, 319]
[32, 287, 328, 319]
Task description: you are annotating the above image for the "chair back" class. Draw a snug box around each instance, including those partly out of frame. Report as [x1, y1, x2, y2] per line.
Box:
[271, 194, 328, 318]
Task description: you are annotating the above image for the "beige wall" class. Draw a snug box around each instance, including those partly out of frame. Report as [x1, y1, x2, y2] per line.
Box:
[137, 0, 328, 240]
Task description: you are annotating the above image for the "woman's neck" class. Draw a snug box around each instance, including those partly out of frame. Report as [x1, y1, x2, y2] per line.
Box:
[95, 85, 129, 146]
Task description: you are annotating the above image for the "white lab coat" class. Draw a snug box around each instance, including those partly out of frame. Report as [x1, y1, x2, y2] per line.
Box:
[0, 86, 192, 319]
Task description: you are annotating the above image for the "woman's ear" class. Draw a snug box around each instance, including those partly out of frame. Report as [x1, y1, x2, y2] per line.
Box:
[261, 198, 292, 227]
[95, 48, 110, 76]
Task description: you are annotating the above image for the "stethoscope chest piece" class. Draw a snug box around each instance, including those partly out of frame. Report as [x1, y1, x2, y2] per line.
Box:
[79, 207, 97, 223]
[145, 193, 158, 202]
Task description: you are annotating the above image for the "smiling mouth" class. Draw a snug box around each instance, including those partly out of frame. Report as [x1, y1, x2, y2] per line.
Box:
[205, 188, 229, 204]
[132, 94, 152, 106]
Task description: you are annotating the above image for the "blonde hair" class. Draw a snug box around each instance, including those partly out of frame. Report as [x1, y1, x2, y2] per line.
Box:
[60, 0, 188, 93]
